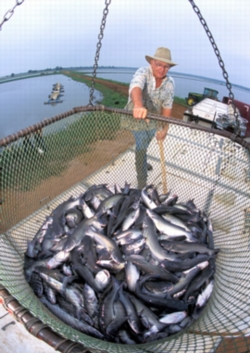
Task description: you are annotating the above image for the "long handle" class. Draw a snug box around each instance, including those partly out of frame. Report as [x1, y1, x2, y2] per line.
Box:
[159, 140, 167, 193]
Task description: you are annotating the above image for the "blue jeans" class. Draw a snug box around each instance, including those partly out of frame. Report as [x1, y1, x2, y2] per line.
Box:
[133, 129, 156, 189]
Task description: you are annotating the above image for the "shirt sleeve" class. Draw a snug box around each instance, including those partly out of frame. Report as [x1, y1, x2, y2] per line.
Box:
[128, 67, 148, 96]
[162, 78, 175, 110]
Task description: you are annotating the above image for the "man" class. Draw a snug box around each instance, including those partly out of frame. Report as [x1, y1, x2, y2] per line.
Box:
[124, 47, 177, 189]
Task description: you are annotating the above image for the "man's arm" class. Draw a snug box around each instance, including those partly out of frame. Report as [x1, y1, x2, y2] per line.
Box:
[130, 87, 148, 119]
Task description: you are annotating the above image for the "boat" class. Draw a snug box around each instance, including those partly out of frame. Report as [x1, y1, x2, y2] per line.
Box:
[44, 98, 63, 105]
[44, 84, 65, 104]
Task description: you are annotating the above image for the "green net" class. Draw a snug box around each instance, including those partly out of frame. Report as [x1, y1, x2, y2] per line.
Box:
[0, 106, 249, 353]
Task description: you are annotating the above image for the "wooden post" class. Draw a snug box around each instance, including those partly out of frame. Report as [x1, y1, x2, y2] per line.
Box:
[159, 140, 167, 193]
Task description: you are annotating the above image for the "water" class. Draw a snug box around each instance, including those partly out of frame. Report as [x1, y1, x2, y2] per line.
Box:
[82, 67, 250, 103]
[1, 68, 249, 139]
[0, 74, 102, 139]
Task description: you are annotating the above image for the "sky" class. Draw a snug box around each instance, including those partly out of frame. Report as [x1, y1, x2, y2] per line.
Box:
[0, 0, 249, 88]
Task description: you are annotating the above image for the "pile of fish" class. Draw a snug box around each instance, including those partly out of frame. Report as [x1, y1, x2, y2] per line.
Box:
[24, 183, 219, 344]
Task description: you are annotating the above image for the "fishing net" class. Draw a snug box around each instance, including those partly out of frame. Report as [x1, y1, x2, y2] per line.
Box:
[0, 106, 249, 353]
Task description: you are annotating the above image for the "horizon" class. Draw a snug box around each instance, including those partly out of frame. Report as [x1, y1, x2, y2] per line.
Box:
[1, 66, 249, 91]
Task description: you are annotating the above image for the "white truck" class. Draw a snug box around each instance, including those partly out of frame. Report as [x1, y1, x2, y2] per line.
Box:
[183, 97, 248, 137]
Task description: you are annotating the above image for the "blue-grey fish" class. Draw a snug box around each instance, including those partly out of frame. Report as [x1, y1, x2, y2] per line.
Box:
[127, 254, 179, 283]
[50, 195, 82, 238]
[146, 209, 197, 241]
[83, 283, 99, 322]
[85, 225, 124, 265]
[118, 284, 143, 334]
[161, 253, 211, 272]
[43, 284, 57, 304]
[80, 199, 95, 219]
[99, 276, 121, 336]
[122, 181, 131, 195]
[62, 213, 106, 252]
[46, 250, 70, 269]
[128, 294, 161, 330]
[117, 330, 136, 344]
[40, 296, 104, 339]
[142, 215, 179, 262]
[97, 193, 124, 214]
[121, 199, 140, 231]
[65, 208, 83, 229]
[161, 193, 178, 206]
[183, 265, 214, 302]
[82, 235, 102, 274]
[159, 311, 187, 324]
[84, 184, 113, 202]
[29, 272, 44, 297]
[161, 212, 190, 231]
[125, 261, 140, 292]
[25, 258, 51, 282]
[26, 216, 53, 258]
[135, 279, 188, 311]
[159, 240, 218, 256]
[71, 247, 110, 292]
[196, 280, 214, 308]
[36, 267, 86, 318]
[143, 310, 187, 340]
[167, 261, 209, 296]
[122, 237, 145, 255]
[141, 185, 157, 209]
[106, 300, 128, 337]
[114, 228, 143, 245]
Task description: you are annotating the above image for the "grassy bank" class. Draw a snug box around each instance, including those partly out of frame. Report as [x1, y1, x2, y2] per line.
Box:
[63, 71, 189, 108]
[1, 110, 120, 191]
[63, 71, 129, 108]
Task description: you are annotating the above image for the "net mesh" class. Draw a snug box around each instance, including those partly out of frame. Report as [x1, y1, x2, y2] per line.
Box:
[0, 106, 249, 353]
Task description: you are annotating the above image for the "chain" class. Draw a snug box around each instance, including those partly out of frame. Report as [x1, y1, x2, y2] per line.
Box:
[88, 0, 111, 106]
[188, 0, 240, 135]
[0, 0, 25, 31]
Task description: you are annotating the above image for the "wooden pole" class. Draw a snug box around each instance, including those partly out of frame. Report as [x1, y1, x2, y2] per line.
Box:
[159, 139, 167, 194]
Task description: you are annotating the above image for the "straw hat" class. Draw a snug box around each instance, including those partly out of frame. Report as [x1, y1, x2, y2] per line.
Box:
[145, 47, 177, 67]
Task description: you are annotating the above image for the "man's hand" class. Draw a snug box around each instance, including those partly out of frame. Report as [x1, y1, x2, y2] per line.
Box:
[133, 106, 148, 119]
[156, 124, 169, 141]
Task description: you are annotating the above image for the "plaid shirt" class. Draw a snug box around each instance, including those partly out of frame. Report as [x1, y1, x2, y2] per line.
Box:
[125, 66, 175, 114]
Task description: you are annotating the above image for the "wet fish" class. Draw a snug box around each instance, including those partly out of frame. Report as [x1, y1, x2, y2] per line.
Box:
[114, 229, 143, 245]
[99, 276, 121, 336]
[85, 225, 124, 266]
[97, 193, 124, 214]
[146, 209, 197, 241]
[62, 213, 106, 252]
[83, 283, 99, 322]
[121, 199, 140, 231]
[135, 279, 188, 311]
[141, 185, 157, 209]
[40, 296, 104, 339]
[167, 261, 209, 296]
[25, 182, 218, 345]
[183, 265, 214, 301]
[127, 254, 179, 283]
[50, 195, 82, 238]
[118, 284, 143, 334]
[196, 280, 214, 309]
[125, 261, 140, 292]
[159, 240, 219, 256]
[142, 215, 179, 262]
